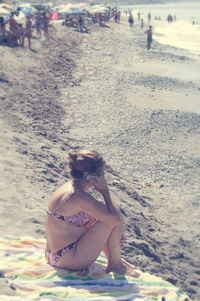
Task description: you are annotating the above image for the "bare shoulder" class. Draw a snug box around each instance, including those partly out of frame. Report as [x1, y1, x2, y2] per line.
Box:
[48, 182, 72, 206]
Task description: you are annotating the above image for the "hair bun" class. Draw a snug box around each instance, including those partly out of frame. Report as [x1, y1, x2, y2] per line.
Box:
[66, 149, 105, 180]
[70, 168, 84, 179]
[66, 151, 78, 169]
[67, 151, 77, 161]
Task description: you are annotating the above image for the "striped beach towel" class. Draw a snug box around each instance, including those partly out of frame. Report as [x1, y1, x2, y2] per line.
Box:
[0, 236, 190, 301]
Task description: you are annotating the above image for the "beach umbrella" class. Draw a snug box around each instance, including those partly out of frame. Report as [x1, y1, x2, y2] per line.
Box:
[0, 4, 12, 9]
[74, 3, 90, 11]
[65, 11, 86, 16]
[46, 3, 53, 8]
[15, 2, 32, 9]
[31, 3, 50, 11]
[57, 3, 87, 13]
[66, 10, 86, 16]
[15, 3, 37, 14]
[0, 4, 12, 11]
[0, 7, 10, 15]
[3, 15, 10, 21]
[89, 5, 108, 14]
[0, 4, 11, 15]
[59, 7, 86, 15]
[19, 7, 33, 16]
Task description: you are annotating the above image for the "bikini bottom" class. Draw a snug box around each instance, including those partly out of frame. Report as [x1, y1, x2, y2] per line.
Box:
[45, 241, 77, 267]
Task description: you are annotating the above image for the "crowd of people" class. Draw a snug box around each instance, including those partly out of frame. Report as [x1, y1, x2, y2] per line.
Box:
[0, 10, 54, 48]
[0, 5, 180, 52]
[126, 10, 153, 50]
[0, 6, 122, 48]
[125, 10, 178, 50]
[167, 14, 176, 23]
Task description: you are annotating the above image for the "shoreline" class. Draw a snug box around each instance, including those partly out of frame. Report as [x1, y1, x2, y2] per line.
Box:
[0, 16, 199, 300]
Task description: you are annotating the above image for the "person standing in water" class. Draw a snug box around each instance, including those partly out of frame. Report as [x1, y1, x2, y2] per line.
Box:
[141, 19, 144, 29]
[145, 25, 153, 50]
[148, 12, 151, 23]
[128, 14, 134, 28]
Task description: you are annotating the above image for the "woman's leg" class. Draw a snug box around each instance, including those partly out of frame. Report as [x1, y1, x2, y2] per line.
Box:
[56, 221, 140, 277]
[56, 220, 115, 270]
[103, 224, 140, 277]
[103, 223, 123, 266]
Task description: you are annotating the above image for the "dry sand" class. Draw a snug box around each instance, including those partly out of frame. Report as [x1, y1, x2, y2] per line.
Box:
[0, 16, 200, 300]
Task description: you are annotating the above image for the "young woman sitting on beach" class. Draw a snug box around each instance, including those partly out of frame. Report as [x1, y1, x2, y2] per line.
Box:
[46, 149, 140, 277]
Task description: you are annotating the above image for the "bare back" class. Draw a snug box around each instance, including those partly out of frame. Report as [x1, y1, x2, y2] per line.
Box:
[46, 182, 86, 253]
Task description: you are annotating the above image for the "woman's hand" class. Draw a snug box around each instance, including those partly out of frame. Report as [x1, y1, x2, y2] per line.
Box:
[91, 175, 109, 196]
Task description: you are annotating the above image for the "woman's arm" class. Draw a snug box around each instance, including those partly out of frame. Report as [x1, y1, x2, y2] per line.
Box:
[92, 175, 122, 214]
[76, 189, 122, 226]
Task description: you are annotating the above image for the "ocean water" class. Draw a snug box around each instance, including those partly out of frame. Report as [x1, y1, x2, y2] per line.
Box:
[120, 1, 200, 58]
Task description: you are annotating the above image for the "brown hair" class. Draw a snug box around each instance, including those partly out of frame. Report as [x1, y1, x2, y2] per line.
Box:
[67, 149, 105, 179]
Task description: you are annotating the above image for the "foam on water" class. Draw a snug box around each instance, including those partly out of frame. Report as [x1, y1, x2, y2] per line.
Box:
[154, 20, 200, 57]
[120, 1, 200, 58]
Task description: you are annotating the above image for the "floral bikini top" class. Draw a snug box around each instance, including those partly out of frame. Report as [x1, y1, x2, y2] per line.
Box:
[46, 192, 91, 228]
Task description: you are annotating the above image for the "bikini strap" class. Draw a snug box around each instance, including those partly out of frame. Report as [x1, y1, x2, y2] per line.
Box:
[53, 185, 74, 213]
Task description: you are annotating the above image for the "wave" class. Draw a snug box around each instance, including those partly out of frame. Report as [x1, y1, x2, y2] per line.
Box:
[153, 20, 200, 57]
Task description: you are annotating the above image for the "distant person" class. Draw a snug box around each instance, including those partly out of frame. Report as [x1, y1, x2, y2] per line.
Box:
[0, 16, 5, 44]
[22, 15, 32, 49]
[148, 12, 151, 23]
[167, 14, 173, 23]
[9, 14, 20, 45]
[137, 12, 141, 21]
[145, 25, 153, 50]
[78, 16, 84, 32]
[99, 14, 105, 26]
[17, 24, 26, 46]
[128, 14, 134, 28]
[141, 18, 144, 29]
[0, 17, 12, 46]
[118, 11, 121, 22]
[35, 12, 42, 39]
[114, 13, 118, 23]
[0, 16, 4, 26]
[41, 13, 49, 40]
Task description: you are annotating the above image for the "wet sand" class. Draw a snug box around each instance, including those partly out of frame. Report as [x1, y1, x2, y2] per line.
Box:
[0, 16, 199, 300]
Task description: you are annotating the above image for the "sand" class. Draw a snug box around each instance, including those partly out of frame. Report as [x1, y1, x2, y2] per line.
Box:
[0, 16, 200, 300]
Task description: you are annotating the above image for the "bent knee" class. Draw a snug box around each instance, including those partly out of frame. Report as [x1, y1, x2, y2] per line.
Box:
[113, 221, 124, 233]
